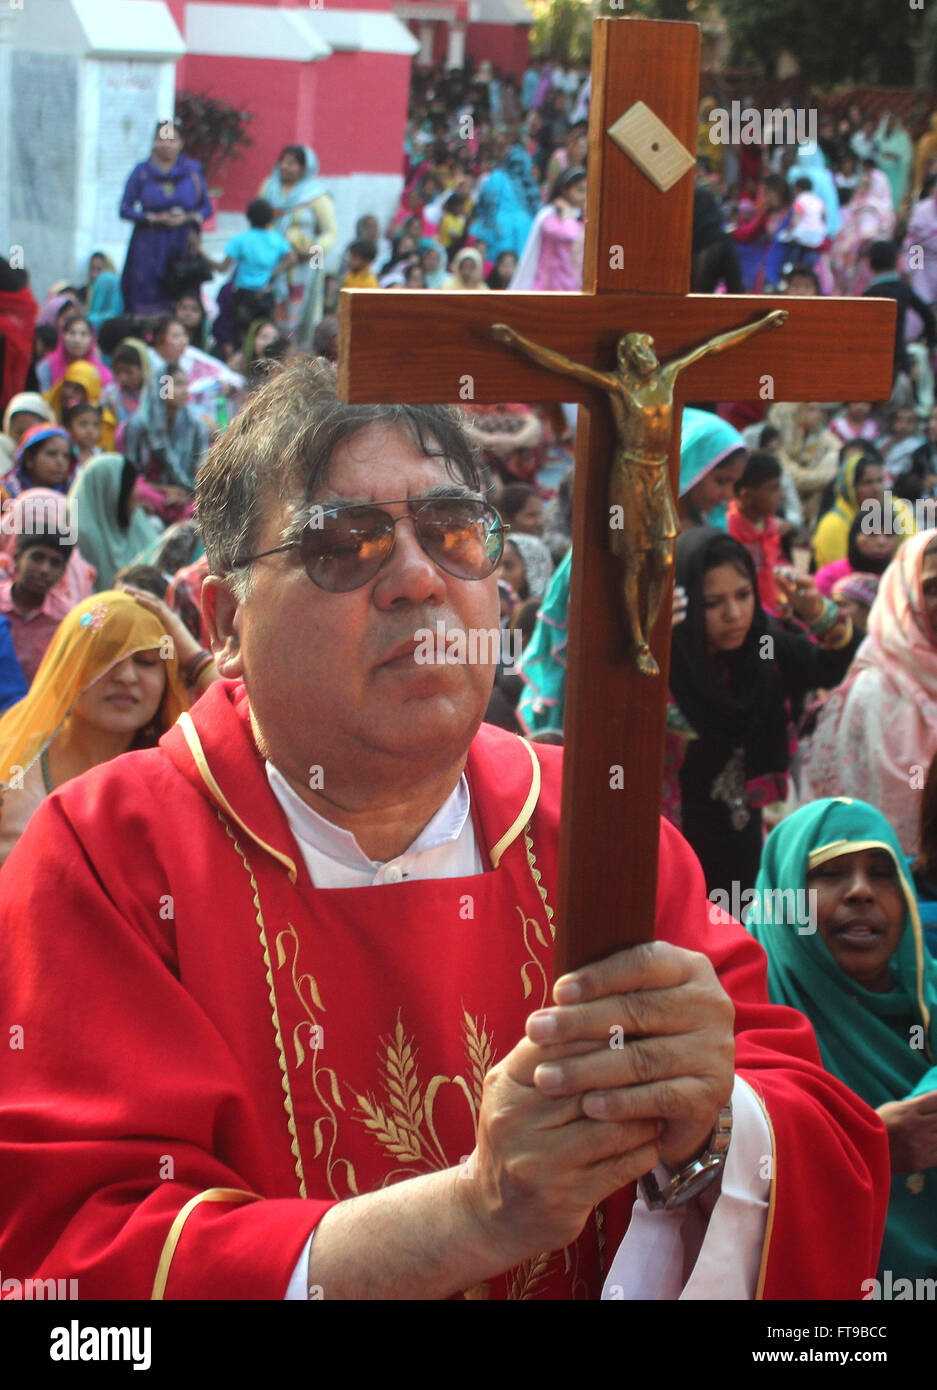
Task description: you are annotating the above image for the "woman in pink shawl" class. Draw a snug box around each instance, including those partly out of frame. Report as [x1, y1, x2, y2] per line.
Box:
[36, 292, 81, 329]
[35, 314, 113, 395]
[0, 489, 96, 619]
[801, 531, 937, 853]
[830, 165, 895, 297]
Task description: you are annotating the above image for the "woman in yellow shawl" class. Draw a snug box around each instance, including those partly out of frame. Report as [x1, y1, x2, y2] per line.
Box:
[44, 360, 117, 450]
[812, 448, 914, 569]
[0, 591, 189, 863]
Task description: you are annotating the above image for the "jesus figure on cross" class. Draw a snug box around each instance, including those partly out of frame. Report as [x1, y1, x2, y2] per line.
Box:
[492, 307, 789, 676]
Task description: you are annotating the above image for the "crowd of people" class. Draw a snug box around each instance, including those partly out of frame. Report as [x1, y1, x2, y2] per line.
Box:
[1, 51, 937, 1295]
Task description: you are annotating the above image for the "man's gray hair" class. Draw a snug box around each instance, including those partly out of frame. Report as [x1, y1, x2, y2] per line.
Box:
[196, 357, 483, 599]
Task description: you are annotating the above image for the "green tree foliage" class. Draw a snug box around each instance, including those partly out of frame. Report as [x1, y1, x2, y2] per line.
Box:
[529, 0, 595, 63]
[174, 92, 254, 188]
[717, 0, 922, 86]
[529, 0, 928, 89]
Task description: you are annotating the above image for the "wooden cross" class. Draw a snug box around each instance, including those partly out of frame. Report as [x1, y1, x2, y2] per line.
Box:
[338, 16, 895, 974]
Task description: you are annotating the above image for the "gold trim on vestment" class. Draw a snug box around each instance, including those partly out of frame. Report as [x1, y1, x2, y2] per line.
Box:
[489, 738, 541, 868]
[150, 1188, 264, 1300]
[751, 1091, 776, 1301]
[178, 711, 298, 882]
[216, 813, 308, 1197]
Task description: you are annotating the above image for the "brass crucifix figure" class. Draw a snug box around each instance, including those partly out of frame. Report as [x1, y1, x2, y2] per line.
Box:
[491, 308, 789, 676]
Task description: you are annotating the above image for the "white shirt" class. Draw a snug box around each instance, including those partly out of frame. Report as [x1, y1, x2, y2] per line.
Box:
[265, 763, 771, 1301]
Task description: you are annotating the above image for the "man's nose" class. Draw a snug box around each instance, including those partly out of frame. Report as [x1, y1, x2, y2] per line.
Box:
[374, 515, 445, 606]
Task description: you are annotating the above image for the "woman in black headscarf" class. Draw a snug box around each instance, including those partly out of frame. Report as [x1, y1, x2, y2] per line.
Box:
[665, 528, 861, 896]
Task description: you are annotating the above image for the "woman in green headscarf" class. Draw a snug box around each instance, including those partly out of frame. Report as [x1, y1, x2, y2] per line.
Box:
[875, 113, 914, 216]
[748, 797, 937, 1283]
[813, 448, 914, 569]
[68, 453, 164, 591]
[677, 407, 747, 531]
[516, 546, 569, 735]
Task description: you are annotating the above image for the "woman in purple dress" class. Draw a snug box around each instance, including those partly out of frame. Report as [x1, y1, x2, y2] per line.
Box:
[119, 123, 213, 319]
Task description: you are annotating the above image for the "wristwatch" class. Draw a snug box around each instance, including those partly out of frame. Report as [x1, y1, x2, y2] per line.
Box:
[639, 1100, 733, 1211]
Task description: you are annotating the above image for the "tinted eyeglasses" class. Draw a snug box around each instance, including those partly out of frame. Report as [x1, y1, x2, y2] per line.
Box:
[231, 496, 507, 593]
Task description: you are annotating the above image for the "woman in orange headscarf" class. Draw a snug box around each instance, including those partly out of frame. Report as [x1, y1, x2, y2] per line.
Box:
[0, 590, 189, 862]
[44, 360, 117, 449]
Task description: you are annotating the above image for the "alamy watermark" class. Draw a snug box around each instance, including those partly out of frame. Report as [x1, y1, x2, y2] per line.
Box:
[708, 883, 817, 933]
[49, 1321, 151, 1370]
[860, 493, 937, 535]
[862, 1271, 937, 1300]
[1, 1271, 78, 1299]
[0, 494, 77, 546]
[413, 621, 521, 666]
[707, 101, 818, 147]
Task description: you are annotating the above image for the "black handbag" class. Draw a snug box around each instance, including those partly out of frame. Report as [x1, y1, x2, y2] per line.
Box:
[161, 169, 213, 297]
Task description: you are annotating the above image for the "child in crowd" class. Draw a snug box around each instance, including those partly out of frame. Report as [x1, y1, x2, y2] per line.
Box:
[354, 213, 392, 272]
[341, 240, 379, 290]
[36, 313, 113, 394]
[742, 422, 802, 538]
[727, 450, 784, 613]
[101, 341, 150, 427]
[785, 177, 828, 267]
[174, 293, 209, 352]
[0, 394, 56, 475]
[322, 274, 340, 315]
[0, 529, 75, 682]
[830, 572, 880, 637]
[124, 366, 209, 523]
[784, 266, 821, 296]
[880, 404, 926, 483]
[211, 198, 297, 346]
[4, 425, 75, 499]
[829, 400, 880, 445]
[45, 361, 117, 451]
[437, 192, 468, 249]
[64, 402, 103, 471]
[32, 324, 58, 376]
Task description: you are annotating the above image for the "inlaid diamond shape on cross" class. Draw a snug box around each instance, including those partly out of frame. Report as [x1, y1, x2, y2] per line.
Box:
[607, 100, 696, 192]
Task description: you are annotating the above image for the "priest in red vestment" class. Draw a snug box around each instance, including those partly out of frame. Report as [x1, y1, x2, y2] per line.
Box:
[0, 359, 889, 1300]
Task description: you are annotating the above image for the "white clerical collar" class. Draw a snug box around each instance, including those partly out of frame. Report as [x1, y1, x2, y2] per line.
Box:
[264, 761, 471, 876]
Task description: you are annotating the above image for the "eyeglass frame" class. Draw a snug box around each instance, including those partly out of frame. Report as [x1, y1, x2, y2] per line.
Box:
[229, 490, 510, 590]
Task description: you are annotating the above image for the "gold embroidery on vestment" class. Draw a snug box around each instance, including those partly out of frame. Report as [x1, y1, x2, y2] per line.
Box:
[353, 1009, 484, 1184]
[275, 924, 359, 1200]
[217, 812, 307, 1198]
[151, 1188, 264, 1300]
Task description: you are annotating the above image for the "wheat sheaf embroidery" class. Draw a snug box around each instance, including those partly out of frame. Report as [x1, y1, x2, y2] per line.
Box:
[352, 1008, 493, 1183]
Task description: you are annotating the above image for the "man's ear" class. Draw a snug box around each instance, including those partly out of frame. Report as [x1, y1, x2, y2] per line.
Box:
[202, 574, 243, 679]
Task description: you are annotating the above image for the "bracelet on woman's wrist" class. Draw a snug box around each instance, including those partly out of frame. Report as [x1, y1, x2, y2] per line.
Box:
[805, 595, 841, 638]
[184, 649, 214, 683]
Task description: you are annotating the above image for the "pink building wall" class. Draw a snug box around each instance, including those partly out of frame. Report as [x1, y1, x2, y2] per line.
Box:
[126, 0, 529, 217]
[175, 55, 307, 207]
[466, 23, 529, 79]
[143, 0, 414, 210]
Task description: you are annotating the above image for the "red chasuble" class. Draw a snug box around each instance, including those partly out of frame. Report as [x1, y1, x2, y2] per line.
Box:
[0, 680, 888, 1299]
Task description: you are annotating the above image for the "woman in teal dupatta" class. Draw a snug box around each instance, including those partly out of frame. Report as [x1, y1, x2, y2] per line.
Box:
[68, 453, 164, 591]
[748, 797, 937, 1283]
[260, 145, 336, 348]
